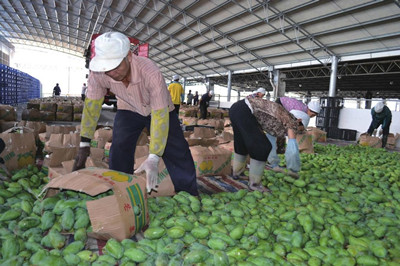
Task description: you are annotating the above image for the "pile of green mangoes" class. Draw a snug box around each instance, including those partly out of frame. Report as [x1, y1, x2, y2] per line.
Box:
[1, 144, 400, 265]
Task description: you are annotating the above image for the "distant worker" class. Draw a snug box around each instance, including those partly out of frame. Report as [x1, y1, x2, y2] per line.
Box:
[367, 101, 392, 148]
[53, 83, 61, 96]
[81, 83, 87, 101]
[186, 90, 193, 105]
[72, 32, 198, 196]
[365, 91, 372, 109]
[168, 75, 184, 115]
[249, 87, 266, 98]
[193, 91, 199, 106]
[199, 90, 213, 119]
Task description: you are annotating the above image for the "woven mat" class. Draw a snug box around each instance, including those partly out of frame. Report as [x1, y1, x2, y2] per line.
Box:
[197, 175, 250, 194]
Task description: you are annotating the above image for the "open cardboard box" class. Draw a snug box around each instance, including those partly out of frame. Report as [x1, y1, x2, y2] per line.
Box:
[43, 167, 148, 241]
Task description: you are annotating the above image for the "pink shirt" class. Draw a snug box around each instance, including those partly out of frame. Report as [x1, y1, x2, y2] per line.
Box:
[280, 97, 308, 113]
[87, 54, 174, 116]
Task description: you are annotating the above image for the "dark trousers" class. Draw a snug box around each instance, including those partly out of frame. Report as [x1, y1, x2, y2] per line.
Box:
[81, 94, 85, 101]
[229, 99, 272, 161]
[367, 119, 391, 147]
[109, 110, 198, 195]
[174, 104, 180, 116]
[199, 104, 207, 119]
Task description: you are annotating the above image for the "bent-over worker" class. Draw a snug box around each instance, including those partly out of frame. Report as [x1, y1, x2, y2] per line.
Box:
[72, 32, 198, 196]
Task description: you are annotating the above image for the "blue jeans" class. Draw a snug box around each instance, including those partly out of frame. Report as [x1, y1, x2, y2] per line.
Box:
[110, 110, 198, 195]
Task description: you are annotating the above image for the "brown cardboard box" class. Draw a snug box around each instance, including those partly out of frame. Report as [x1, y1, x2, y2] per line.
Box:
[306, 127, 327, 143]
[56, 112, 73, 121]
[183, 131, 193, 138]
[43, 147, 77, 167]
[135, 156, 175, 198]
[0, 120, 17, 133]
[0, 127, 36, 171]
[0, 104, 17, 121]
[296, 133, 314, 153]
[135, 145, 149, 160]
[48, 166, 66, 179]
[182, 117, 198, 126]
[197, 119, 225, 131]
[46, 125, 76, 138]
[62, 160, 75, 174]
[221, 131, 234, 142]
[86, 157, 109, 169]
[43, 168, 148, 241]
[190, 146, 232, 177]
[94, 127, 113, 142]
[90, 147, 105, 161]
[224, 118, 231, 127]
[359, 133, 382, 148]
[193, 127, 216, 138]
[136, 131, 149, 146]
[386, 133, 399, 149]
[186, 137, 219, 147]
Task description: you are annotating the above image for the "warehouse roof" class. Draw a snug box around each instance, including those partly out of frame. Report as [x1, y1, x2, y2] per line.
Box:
[0, 0, 399, 96]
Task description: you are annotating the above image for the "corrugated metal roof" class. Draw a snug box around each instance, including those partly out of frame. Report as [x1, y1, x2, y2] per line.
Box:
[0, 0, 399, 88]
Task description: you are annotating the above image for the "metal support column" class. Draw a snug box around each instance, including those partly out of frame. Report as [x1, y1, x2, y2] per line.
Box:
[328, 56, 338, 97]
[227, 70, 232, 102]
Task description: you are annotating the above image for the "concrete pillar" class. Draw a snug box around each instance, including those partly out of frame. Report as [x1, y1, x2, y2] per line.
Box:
[227, 70, 232, 102]
[328, 56, 338, 97]
[273, 70, 286, 99]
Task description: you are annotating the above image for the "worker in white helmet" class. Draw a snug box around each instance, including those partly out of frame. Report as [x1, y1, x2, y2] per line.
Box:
[367, 101, 392, 148]
[73, 32, 198, 196]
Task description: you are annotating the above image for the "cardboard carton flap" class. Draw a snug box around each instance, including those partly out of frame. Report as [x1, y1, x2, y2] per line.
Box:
[43, 168, 113, 196]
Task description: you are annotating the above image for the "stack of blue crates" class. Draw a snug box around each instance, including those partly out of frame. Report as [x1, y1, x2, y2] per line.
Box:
[0, 64, 41, 105]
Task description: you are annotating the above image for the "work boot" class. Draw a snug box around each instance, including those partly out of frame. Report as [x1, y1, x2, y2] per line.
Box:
[382, 134, 388, 148]
[232, 153, 247, 180]
[248, 159, 269, 192]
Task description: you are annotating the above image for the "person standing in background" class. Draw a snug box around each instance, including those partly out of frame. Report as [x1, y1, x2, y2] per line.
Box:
[53, 83, 61, 96]
[193, 91, 199, 106]
[186, 90, 193, 105]
[168, 75, 184, 115]
[81, 83, 87, 101]
[199, 90, 213, 119]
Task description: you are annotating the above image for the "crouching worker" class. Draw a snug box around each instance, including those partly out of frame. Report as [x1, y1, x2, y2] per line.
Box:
[72, 32, 198, 196]
[229, 96, 304, 192]
[367, 101, 392, 148]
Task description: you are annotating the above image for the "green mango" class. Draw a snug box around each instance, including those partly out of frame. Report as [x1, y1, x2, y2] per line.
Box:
[104, 238, 124, 260]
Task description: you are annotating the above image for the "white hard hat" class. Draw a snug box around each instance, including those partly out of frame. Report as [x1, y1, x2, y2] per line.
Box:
[290, 110, 310, 128]
[209, 90, 214, 95]
[173, 75, 180, 80]
[89, 32, 130, 72]
[256, 87, 266, 94]
[307, 101, 321, 114]
[374, 101, 384, 113]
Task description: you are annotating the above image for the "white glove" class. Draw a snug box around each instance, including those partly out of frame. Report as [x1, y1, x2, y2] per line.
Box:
[134, 154, 160, 193]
